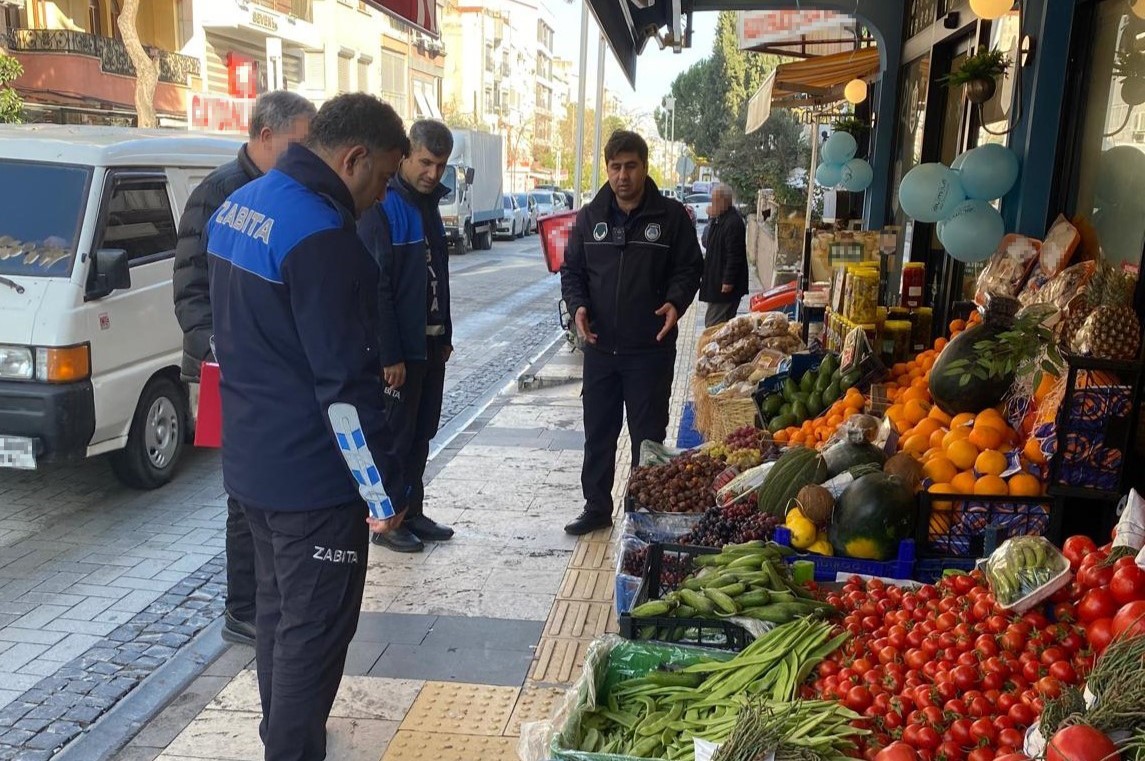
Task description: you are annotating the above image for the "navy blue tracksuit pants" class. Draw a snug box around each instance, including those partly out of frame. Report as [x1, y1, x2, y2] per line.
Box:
[581, 347, 676, 515]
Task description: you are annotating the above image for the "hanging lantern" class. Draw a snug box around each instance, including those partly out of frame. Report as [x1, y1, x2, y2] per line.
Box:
[844, 79, 868, 105]
[969, 0, 1014, 20]
[1133, 0, 1145, 20]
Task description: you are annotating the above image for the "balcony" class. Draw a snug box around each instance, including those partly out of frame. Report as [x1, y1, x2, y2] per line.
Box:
[253, 0, 313, 22]
[6, 29, 200, 85]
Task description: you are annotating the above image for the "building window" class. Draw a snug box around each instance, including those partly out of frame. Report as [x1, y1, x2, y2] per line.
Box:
[88, 0, 102, 36]
[1068, 1, 1145, 269]
[380, 50, 407, 118]
[906, 0, 937, 39]
[304, 51, 325, 89]
[484, 86, 493, 114]
[357, 57, 371, 93]
[337, 53, 353, 94]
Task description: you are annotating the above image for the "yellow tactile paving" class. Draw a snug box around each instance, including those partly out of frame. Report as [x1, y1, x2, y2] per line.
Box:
[558, 569, 615, 602]
[398, 682, 518, 736]
[528, 637, 595, 684]
[542, 599, 617, 639]
[381, 730, 518, 761]
[504, 683, 568, 737]
[568, 540, 615, 571]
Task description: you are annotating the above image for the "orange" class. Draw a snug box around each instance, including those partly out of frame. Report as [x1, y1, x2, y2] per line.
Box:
[1023, 437, 1047, 465]
[946, 439, 980, 471]
[934, 337, 948, 352]
[951, 412, 976, 429]
[975, 449, 1008, 477]
[827, 414, 843, 428]
[904, 399, 933, 425]
[951, 471, 977, 494]
[924, 456, 959, 484]
[910, 418, 942, 440]
[969, 425, 1006, 452]
[949, 319, 967, 333]
[929, 482, 957, 511]
[774, 430, 789, 443]
[930, 428, 948, 450]
[892, 362, 909, 377]
[929, 406, 953, 426]
[901, 433, 930, 457]
[895, 418, 913, 435]
[974, 475, 1009, 496]
[942, 427, 972, 449]
[1009, 473, 1044, 497]
[1035, 373, 1060, 403]
[922, 447, 944, 462]
[900, 386, 928, 404]
[976, 408, 1006, 427]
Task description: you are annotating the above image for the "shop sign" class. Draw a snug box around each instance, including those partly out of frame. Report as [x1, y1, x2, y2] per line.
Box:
[250, 9, 279, 33]
[737, 10, 853, 50]
[189, 93, 256, 133]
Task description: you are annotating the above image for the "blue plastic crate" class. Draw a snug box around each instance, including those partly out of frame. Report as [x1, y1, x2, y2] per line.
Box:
[677, 402, 703, 449]
[773, 526, 917, 582]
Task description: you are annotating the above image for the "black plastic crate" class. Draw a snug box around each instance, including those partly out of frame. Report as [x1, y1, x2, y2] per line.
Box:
[913, 557, 978, 583]
[617, 543, 753, 652]
[916, 492, 1062, 559]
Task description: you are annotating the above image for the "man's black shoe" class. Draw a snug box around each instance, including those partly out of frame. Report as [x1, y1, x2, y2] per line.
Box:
[564, 511, 613, 536]
[405, 514, 455, 541]
[222, 611, 256, 646]
[371, 526, 424, 553]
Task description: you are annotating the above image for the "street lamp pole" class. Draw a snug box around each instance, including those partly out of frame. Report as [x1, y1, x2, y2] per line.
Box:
[591, 33, 605, 192]
[573, 2, 589, 207]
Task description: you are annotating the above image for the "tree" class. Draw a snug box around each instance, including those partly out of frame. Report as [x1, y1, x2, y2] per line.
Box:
[557, 104, 630, 192]
[442, 98, 480, 129]
[117, 0, 159, 128]
[712, 109, 809, 206]
[0, 53, 24, 124]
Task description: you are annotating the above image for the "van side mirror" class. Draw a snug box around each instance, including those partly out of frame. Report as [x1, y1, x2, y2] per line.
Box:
[86, 248, 131, 300]
[464, 167, 475, 184]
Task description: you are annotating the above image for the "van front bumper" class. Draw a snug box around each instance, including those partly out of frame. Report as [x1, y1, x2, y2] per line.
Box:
[0, 380, 95, 465]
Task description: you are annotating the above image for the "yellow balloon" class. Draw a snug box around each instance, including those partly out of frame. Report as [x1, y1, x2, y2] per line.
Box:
[969, 0, 1013, 20]
[844, 79, 868, 105]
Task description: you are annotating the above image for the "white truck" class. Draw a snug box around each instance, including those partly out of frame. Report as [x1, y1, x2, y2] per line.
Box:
[439, 128, 504, 254]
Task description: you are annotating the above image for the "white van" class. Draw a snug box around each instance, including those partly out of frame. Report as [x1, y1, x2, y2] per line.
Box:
[0, 125, 240, 488]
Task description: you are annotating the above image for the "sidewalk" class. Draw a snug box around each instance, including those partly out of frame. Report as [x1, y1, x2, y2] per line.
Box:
[100, 310, 702, 761]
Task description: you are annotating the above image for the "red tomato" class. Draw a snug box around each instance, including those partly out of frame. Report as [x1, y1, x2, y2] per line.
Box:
[938, 741, 965, 761]
[916, 726, 943, 752]
[1078, 588, 1119, 623]
[1049, 660, 1078, 684]
[876, 742, 921, 761]
[1085, 618, 1115, 654]
[1052, 602, 1077, 623]
[1040, 647, 1066, 667]
[968, 748, 996, 761]
[1046, 725, 1120, 761]
[1110, 564, 1145, 604]
[949, 719, 973, 746]
[1007, 702, 1035, 727]
[999, 728, 1025, 749]
[1062, 536, 1097, 571]
[995, 754, 1031, 761]
[970, 718, 998, 744]
[1036, 675, 1063, 699]
[951, 664, 978, 691]
[846, 685, 874, 712]
[1112, 600, 1145, 638]
[1077, 564, 1114, 591]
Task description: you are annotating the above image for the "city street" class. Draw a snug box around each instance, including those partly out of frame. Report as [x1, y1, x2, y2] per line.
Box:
[0, 234, 563, 757]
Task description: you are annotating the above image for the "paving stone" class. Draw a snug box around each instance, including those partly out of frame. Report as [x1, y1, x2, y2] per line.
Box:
[368, 643, 533, 687]
[421, 616, 543, 652]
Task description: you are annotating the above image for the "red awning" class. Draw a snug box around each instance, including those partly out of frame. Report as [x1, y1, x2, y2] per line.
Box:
[366, 0, 439, 37]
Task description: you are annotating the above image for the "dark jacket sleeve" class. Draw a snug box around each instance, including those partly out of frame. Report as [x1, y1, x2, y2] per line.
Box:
[666, 208, 704, 316]
[442, 248, 453, 346]
[173, 178, 227, 376]
[722, 214, 749, 292]
[281, 228, 403, 516]
[357, 207, 405, 367]
[559, 213, 590, 317]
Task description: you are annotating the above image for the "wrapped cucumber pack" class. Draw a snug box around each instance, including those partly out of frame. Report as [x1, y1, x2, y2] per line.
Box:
[984, 536, 1070, 612]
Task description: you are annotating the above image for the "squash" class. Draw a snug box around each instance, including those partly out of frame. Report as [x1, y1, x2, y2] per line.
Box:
[757, 446, 828, 518]
[828, 472, 917, 561]
[929, 297, 1020, 415]
[822, 424, 887, 477]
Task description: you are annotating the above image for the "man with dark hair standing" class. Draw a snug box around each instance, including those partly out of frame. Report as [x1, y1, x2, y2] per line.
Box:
[358, 119, 456, 553]
[560, 130, 703, 535]
[207, 93, 409, 761]
[173, 90, 315, 647]
[700, 183, 749, 327]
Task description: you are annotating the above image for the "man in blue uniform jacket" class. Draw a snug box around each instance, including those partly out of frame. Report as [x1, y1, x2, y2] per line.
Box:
[207, 93, 409, 761]
[358, 119, 456, 553]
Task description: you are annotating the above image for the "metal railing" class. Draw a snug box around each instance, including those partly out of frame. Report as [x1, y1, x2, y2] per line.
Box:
[252, 0, 313, 21]
[5, 29, 200, 85]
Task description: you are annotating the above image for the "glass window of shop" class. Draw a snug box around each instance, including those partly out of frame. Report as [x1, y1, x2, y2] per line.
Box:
[889, 55, 931, 305]
[1068, 1, 1145, 272]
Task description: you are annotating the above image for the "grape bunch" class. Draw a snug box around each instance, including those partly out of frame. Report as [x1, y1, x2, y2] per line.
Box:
[620, 547, 690, 591]
[627, 454, 726, 513]
[679, 504, 782, 548]
[725, 426, 767, 451]
[726, 448, 763, 470]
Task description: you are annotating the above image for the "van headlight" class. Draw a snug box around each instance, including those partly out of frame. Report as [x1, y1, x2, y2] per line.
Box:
[0, 344, 90, 382]
[0, 346, 33, 380]
[442, 215, 458, 226]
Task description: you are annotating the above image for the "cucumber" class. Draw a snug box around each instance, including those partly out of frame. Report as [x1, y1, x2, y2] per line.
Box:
[762, 394, 784, 416]
[783, 378, 798, 401]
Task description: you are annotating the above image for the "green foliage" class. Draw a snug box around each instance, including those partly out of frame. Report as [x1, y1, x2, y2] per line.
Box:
[557, 104, 630, 192]
[0, 53, 24, 124]
[712, 110, 809, 210]
[941, 49, 1010, 87]
[441, 99, 480, 129]
[941, 306, 1064, 389]
[832, 116, 869, 139]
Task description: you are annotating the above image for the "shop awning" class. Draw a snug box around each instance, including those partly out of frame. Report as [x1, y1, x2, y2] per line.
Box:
[585, 0, 672, 87]
[414, 91, 442, 120]
[366, 0, 439, 37]
[744, 46, 880, 133]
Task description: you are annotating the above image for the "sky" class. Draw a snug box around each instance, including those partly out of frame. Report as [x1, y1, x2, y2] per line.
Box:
[546, 0, 717, 116]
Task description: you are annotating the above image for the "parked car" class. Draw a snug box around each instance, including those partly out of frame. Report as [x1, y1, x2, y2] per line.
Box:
[495, 194, 527, 239]
[514, 192, 538, 234]
[530, 190, 567, 216]
[685, 192, 712, 223]
[0, 125, 239, 488]
[661, 188, 681, 201]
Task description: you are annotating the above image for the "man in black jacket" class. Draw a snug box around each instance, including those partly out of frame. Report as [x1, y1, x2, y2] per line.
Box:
[172, 90, 314, 647]
[700, 184, 749, 327]
[560, 130, 703, 535]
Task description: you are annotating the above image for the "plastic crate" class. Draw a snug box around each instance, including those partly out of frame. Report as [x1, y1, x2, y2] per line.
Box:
[772, 526, 916, 581]
[912, 557, 978, 583]
[617, 543, 753, 651]
[677, 402, 704, 449]
[916, 492, 1062, 559]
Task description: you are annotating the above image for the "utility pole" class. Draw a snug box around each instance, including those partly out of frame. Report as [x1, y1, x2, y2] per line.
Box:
[664, 95, 678, 193]
[573, 3, 589, 207]
[591, 33, 605, 192]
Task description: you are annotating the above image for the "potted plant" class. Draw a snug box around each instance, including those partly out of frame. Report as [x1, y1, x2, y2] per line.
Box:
[942, 49, 1011, 104]
[832, 116, 869, 141]
[1114, 48, 1145, 107]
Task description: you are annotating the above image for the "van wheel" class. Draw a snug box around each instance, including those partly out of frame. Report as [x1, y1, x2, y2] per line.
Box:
[477, 227, 494, 250]
[110, 377, 186, 490]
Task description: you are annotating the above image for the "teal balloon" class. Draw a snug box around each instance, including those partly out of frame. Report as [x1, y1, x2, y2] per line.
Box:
[951, 152, 968, 171]
[816, 162, 844, 187]
[822, 132, 858, 164]
[937, 199, 1005, 263]
[957, 143, 1020, 201]
[898, 163, 966, 223]
[840, 158, 873, 192]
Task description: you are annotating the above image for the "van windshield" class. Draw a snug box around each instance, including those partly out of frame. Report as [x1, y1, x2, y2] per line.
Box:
[0, 160, 90, 277]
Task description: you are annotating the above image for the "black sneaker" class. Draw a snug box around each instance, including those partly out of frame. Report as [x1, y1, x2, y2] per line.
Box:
[405, 514, 454, 542]
[370, 526, 425, 553]
[222, 610, 256, 647]
[564, 510, 613, 536]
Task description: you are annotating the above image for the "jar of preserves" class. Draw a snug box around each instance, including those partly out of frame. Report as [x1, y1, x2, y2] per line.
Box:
[901, 262, 926, 309]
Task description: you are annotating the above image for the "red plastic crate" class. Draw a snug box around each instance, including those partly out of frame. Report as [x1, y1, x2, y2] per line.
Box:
[538, 210, 578, 273]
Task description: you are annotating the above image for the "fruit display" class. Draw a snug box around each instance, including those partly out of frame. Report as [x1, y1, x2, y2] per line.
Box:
[983, 536, 1070, 608]
[620, 546, 689, 588]
[1069, 260, 1142, 360]
[679, 503, 782, 547]
[758, 353, 862, 435]
[827, 471, 917, 561]
[628, 453, 727, 513]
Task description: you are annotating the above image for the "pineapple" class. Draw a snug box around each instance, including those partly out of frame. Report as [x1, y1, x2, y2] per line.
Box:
[1072, 263, 1141, 360]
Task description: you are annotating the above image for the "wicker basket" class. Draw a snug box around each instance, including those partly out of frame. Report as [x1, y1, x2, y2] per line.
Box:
[695, 325, 722, 358]
[707, 393, 760, 443]
[692, 372, 725, 439]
